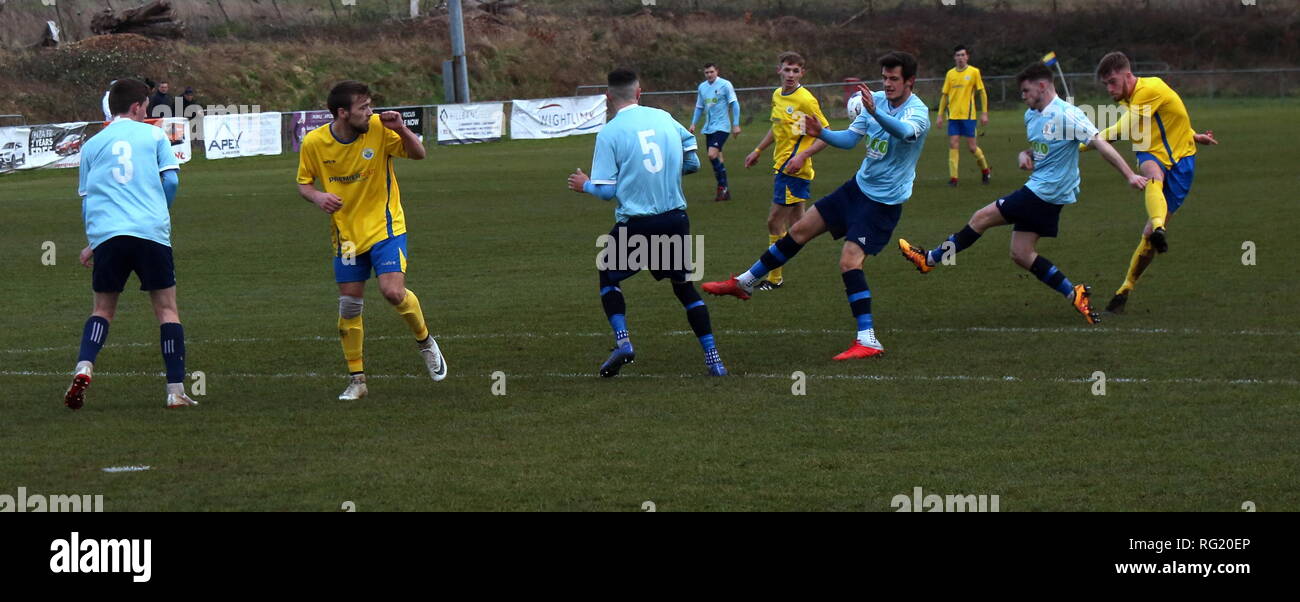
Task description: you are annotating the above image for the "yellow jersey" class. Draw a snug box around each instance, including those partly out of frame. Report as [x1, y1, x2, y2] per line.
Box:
[939, 66, 987, 120]
[768, 86, 829, 181]
[1099, 76, 1196, 169]
[297, 114, 411, 255]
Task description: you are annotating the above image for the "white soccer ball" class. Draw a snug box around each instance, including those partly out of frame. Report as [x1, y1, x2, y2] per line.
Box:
[846, 92, 864, 121]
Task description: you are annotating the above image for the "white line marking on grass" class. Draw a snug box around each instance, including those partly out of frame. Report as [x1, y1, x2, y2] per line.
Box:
[3, 326, 1296, 356]
[102, 465, 151, 473]
[4, 370, 1296, 387]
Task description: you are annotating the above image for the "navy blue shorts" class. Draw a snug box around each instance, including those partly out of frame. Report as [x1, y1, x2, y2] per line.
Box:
[995, 187, 1064, 237]
[1136, 152, 1195, 214]
[91, 235, 176, 293]
[601, 209, 693, 282]
[813, 179, 903, 255]
[705, 131, 730, 150]
[947, 119, 977, 137]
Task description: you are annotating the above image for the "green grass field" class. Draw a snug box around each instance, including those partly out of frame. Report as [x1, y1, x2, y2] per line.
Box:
[2, 99, 1296, 511]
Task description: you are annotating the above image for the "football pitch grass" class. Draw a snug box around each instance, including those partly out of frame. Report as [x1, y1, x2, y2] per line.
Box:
[2, 99, 1296, 511]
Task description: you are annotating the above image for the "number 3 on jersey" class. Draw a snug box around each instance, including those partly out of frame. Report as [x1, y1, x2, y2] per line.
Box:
[638, 129, 663, 174]
[111, 140, 134, 184]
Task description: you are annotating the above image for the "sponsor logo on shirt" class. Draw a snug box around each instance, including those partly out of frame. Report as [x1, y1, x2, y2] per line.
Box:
[864, 135, 890, 160]
[328, 170, 370, 183]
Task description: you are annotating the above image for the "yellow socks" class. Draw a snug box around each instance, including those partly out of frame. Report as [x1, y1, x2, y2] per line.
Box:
[339, 315, 364, 373]
[768, 233, 784, 284]
[395, 288, 430, 342]
[1117, 237, 1156, 295]
[1145, 183, 1168, 229]
[973, 146, 989, 172]
[948, 148, 959, 180]
[338, 288, 428, 374]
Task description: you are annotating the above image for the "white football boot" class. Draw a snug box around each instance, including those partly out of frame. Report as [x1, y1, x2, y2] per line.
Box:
[165, 383, 199, 408]
[419, 337, 448, 382]
[339, 373, 368, 400]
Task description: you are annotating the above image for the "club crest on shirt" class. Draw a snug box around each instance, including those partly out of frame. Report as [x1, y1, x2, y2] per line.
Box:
[785, 106, 795, 114]
[1041, 118, 1058, 140]
[362, 148, 375, 160]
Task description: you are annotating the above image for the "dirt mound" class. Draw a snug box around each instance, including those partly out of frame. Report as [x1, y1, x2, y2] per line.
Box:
[67, 33, 162, 53]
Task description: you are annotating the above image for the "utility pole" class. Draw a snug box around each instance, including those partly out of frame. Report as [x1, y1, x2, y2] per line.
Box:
[448, 0, 470, 103]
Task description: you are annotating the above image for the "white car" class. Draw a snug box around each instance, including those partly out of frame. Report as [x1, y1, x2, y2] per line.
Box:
[0, 141, 25, 169]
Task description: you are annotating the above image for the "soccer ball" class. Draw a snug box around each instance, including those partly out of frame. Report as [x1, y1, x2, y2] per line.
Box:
[846, 91, 864, 121]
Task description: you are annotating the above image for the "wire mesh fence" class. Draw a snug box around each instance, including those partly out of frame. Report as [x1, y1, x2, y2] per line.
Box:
[580, 68, 1300, 123]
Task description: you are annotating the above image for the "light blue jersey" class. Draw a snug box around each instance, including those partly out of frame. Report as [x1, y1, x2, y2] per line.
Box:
[693, 77, 739, 134]
[78, 119, 180, 249]
[846, 91, 930, 205]
[1024, 96, 1099, 205]
[590, 105, 696, 223]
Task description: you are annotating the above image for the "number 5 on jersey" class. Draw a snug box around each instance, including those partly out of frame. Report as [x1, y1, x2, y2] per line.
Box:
[638, 129, 663, 173]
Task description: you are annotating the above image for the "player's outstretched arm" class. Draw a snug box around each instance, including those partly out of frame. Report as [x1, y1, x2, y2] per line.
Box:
[1082, 110, 1130, 153]
[380, 111, 427, 160]
[1194, 130, 1218, 145]
[745, 128, 774, 168]
[803, 115, 863, 150]
[1090, 135, 1147, 190]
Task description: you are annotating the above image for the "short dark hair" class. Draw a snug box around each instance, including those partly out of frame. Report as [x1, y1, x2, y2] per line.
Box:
[1017, 62, 1055, 85]
[108, 79, 150, 116]
[328, 81, 370, 118]
[703, 63, 717, 70]
[778, 51, 805, 68]
[953, 45, 968, 54]
[878, 51, 917, 81]
[1095, 51, 1131, 80]
[608, 69, 638, 89]
[607, 69, 639, 101]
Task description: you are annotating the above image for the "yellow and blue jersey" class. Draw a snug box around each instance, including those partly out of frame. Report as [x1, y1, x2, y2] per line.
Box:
[78, 119, 180, 249]
[297, 114, 410, 256]
[1100, 76, 1196, 169]
[939, 66, 987, 120]
[769, 86, 829, 181]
